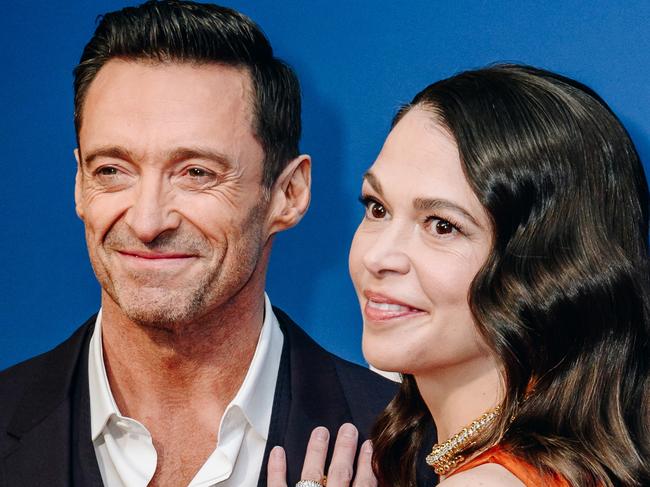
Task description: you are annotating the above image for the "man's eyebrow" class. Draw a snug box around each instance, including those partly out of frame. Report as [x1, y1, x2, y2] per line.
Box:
[166, 147, 233, 169]
[81, 146, 234, 169]
[413, 197, 482, 228]
[82, 146, 135, 165]
[362, 171, 383, 196]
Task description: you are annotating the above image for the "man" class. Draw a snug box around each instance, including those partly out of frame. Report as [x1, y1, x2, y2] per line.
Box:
[0, 2, 399, 486]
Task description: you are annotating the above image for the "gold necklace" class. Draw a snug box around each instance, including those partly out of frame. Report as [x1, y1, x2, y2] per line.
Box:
[425, 406, 501, 475]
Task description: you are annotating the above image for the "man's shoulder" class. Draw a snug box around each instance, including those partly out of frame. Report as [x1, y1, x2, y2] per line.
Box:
[0, 316, 96, 429]
[272, 306, 398, 405]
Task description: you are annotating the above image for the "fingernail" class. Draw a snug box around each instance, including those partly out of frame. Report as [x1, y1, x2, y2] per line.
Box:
[362, 439, 373, 454]
[270, 446, 285, 460]
[340, 423, 358, 438]
[314, 426, 329, 441]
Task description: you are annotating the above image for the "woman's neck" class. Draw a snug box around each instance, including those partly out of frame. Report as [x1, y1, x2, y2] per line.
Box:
[415, 354, 502, 442]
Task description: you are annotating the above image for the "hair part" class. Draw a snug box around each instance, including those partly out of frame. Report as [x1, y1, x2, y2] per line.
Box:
[73, 0, 301, 187]
[372, 64, 650, 486]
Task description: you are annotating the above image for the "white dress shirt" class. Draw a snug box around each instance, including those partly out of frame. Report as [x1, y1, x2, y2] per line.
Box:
[88, 294, 284, 487]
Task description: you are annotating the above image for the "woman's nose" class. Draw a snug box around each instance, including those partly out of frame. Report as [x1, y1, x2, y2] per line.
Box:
[361, 222, 411, 278]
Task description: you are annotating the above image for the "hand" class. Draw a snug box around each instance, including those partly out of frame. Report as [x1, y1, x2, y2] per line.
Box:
[267, 423, 377, 487]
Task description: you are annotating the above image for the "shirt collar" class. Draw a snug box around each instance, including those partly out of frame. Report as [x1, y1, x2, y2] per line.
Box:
[226, 293, 283, 440]
[88, 308, 120, 441]
[88, 294, 284, 441]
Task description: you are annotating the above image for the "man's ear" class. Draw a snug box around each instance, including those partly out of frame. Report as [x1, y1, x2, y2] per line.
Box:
[74, 148, 85, 220]
[266, 154, 311, 235]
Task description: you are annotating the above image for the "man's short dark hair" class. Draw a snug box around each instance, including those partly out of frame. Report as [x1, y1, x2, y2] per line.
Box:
[73, 0, 301, 187]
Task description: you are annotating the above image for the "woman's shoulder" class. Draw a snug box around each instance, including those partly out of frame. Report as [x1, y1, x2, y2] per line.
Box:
[439, 463, 526, 487]
[439, 445, 571, 487]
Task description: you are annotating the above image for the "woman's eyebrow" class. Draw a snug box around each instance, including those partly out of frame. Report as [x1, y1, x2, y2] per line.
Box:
[362, 171, 384, 196]
[413, 197, 482, 228]
[363, 171, 482, 228]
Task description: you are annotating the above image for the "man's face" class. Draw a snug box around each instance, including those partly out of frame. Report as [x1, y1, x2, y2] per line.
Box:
[75, 60, 272, 328]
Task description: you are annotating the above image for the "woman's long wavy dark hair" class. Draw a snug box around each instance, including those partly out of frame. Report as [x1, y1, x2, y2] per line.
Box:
[371, 64, 650, 486]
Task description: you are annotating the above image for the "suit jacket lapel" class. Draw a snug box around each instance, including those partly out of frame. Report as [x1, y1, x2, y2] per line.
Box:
[4, 309, 351, 487]
[258, 308, 355, 486]
[2, 316, 103, 486]
[3, 310, 406, 487]
[71, 324, 106, 487]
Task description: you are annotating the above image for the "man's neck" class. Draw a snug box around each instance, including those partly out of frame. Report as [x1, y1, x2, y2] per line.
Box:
[99, 289, 265, 426]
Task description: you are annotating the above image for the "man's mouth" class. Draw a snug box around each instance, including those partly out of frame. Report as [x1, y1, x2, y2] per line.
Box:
[119, 250, 195, 259]
[114, 250, 198, 272]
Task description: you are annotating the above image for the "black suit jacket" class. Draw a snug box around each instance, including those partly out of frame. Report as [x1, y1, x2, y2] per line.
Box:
[0, 308, 424, 486]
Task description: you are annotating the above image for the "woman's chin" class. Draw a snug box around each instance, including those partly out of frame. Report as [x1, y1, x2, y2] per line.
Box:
[362, 341, 407, 375]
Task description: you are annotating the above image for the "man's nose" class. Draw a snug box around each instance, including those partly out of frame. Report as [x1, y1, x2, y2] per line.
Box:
[123, 175, 181, 243]
[362, 221, 412, 277]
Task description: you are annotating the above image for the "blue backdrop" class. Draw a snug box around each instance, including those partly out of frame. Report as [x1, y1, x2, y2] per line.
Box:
[1, 1, 649, 370]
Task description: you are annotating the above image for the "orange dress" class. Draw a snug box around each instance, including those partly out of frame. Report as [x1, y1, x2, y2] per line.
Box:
[450, 445, 570, 486]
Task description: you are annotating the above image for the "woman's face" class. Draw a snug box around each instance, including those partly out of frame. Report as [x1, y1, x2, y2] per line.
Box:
[349, 108, 494, 377]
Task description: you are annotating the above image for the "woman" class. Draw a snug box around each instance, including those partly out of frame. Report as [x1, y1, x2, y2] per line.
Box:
[269, 64, 650, 486]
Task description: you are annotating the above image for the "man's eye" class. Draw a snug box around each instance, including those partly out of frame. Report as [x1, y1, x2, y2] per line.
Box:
[97, 166, 119, 176]
[187, 167, 210, 178]
[177, 166, 218, 190]
[92, 165, 130, 189]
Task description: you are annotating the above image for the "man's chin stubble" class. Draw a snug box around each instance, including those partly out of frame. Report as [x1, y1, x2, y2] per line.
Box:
[112, 286, 210, 332]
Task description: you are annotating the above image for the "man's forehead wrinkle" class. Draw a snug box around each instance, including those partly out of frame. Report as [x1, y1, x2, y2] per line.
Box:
[84, 59, 256, 122]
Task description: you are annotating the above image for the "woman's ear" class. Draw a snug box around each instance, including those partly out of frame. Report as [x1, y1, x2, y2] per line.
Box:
[266, 154, 311, 236]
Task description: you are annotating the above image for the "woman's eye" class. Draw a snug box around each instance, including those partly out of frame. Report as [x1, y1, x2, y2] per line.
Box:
[369, 201, 387, 219]
[358, 195, 388, 220]
[435, 219, 454, 234]
[427, 217, 459, 236]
